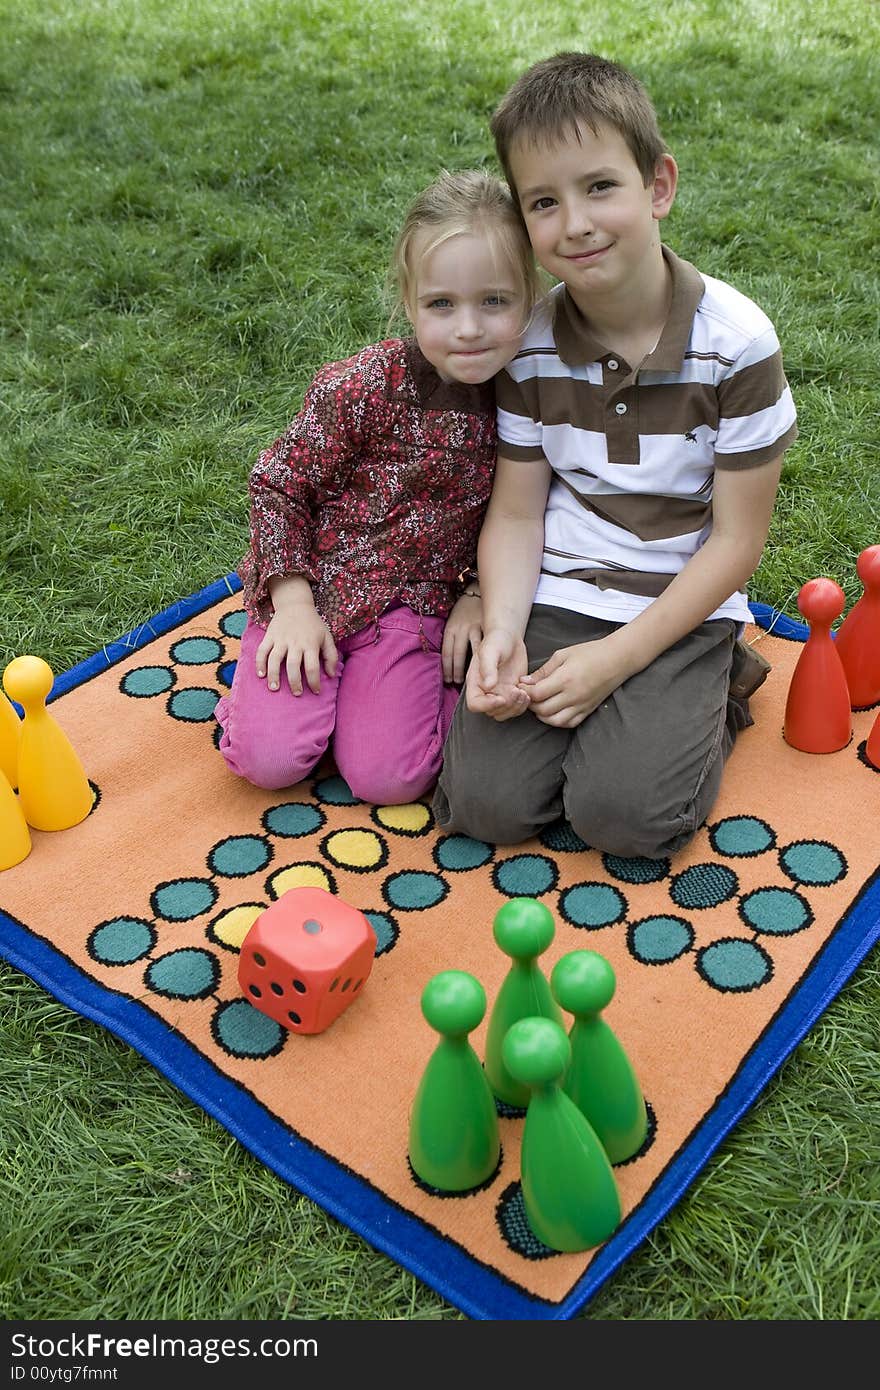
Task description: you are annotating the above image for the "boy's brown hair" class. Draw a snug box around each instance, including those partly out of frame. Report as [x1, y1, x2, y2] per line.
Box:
[490, 51, 668, 193]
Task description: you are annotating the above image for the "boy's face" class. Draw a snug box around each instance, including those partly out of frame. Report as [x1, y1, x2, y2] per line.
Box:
[508, 121, 676, 309]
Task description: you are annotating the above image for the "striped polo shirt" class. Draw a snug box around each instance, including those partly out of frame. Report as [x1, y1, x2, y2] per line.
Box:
[496, 247, 798, 625]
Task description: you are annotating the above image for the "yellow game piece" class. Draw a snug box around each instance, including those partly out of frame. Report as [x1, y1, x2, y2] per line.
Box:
[0, 686, 22, 789]
[0, 766, 31, 870]
[2, 656, 93, 832]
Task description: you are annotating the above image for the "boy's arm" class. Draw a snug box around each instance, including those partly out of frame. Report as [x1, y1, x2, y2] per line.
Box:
[466, 453, 551, 719]
[523, 457, 783, 727]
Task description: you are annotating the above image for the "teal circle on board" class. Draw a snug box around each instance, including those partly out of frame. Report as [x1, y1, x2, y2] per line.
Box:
[220, 609, 247, 638]
[263, 802, 325, 838]
[314, 775, 358, 805]
[778, 840, 846, 887]
[493, 854, 557, 898]
[363, 910, 398, 955]
[208, 835, 272, 877]
[603, 853, 669, 884]
[560, 881, 627, 929]
[628, 914, 694, 963]
[151, 877, 218, 921]
[670, 862, 739, 910]
[710, 815, 776, 857]
[435, 835, 493, 872]
[121, 666, 175, 698]
[383, 870, 448, 911]
[740, 886, 814, 935]
[89, 917, 156, 965]
[497, 1183, 554, 1260]
[145, 948, 219, 999]
[538, 821, 589, 853]
[170, 636, 223, 665]
[697, 937, 773, 991]
[167, 687, 219, 722]
[212, 998, 285, 1058]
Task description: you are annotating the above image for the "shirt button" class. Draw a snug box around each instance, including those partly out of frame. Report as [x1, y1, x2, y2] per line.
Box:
[607, 358, 619, 371]
[615, 402, 627, 415]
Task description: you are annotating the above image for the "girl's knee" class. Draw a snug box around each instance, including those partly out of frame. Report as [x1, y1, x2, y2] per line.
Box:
[217, 716, 328, 791]
[339, 739, 441, 806]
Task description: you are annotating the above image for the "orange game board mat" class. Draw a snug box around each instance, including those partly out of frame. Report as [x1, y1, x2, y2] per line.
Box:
[1, 576, 878, 1319]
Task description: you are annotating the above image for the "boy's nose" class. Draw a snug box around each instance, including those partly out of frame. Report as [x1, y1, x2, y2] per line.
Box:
[563, 197, 595, 240]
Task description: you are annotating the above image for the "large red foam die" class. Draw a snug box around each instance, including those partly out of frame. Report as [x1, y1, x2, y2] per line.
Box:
[238, 886, 377, 1035]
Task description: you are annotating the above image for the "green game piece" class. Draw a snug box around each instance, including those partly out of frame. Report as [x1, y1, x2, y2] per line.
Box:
[408, 970, 501, 1192]
[502, 1016, 621, 1252]
[484, 898, 564, 1107]
[551, 950, 648, 1164]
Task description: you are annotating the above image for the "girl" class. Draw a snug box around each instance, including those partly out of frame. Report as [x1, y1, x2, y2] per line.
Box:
[215, 169, 538, 804]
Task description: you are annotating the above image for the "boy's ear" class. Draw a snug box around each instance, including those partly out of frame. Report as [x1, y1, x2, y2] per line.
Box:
[651, 154, 678, 220]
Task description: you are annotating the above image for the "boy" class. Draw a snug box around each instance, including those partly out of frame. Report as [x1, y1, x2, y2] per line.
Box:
[433, 52, 798, 859]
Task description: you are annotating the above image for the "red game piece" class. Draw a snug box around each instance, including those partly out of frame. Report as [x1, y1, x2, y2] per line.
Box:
[783, 577, 852, 754]
[865, 709, 880, 771]
[238, 886, 377, 1034]
[835, 545, 880, 710]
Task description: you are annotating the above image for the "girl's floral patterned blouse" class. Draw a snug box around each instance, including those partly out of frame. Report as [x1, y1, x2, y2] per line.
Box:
[238, 337, 497, 640]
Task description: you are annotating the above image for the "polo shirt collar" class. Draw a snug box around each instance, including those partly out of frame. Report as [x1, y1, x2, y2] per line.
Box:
[553, 246, 705, 371]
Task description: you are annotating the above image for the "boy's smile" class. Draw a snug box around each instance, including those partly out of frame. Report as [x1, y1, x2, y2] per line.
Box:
[509, 121, 676, 317]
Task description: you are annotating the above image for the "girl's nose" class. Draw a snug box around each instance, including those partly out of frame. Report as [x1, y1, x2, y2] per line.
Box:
[454, 308, 483, 339]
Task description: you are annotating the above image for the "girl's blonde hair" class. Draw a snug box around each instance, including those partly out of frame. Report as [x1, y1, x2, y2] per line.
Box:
[389, 168, 539, 330]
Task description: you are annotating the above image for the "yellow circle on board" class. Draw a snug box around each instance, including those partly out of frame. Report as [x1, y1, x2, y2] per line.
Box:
[323, 828, 385, 869]
[210, 903, 264, 950]
[375, 803, 431, 834]
[267, 863, 332, 897]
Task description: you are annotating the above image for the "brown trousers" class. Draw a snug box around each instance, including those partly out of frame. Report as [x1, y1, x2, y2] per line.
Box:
[433, 606, 754, 861]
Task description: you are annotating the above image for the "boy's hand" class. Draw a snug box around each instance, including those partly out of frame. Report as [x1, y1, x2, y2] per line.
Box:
[520, 638, 623, 728]
[441, 593, 483, 685]
[466, 628, 530, 721]
[255, 605, 338, 695]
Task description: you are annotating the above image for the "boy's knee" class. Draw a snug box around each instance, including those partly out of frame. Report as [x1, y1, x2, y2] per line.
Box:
[565, 784, 694, 861]
[434, 771, 544, 846]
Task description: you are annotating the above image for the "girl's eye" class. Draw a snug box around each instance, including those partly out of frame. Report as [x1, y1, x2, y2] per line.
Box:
[427, 297, 452, 310]
[485, 294, 508, 307]
[530, 196, 556, 212]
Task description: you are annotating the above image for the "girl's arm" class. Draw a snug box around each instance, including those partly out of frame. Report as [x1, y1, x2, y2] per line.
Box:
[245, 360, 362, 625]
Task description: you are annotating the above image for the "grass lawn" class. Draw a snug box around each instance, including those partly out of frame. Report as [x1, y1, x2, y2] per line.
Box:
[1, 0, 879, 1321]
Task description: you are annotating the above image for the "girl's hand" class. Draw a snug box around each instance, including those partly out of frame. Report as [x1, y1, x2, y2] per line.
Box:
[255, 605, 338, 695]
[442, 592, 483, 685]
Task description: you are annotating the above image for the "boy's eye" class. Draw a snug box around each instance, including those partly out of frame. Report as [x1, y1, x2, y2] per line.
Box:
[590, 179, 616, 194]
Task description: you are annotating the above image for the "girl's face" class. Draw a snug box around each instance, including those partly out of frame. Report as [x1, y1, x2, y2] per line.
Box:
[407, 230, 525, 383]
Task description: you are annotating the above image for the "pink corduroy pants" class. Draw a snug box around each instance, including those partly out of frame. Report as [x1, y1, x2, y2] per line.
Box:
[214, 604, 459, 805]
